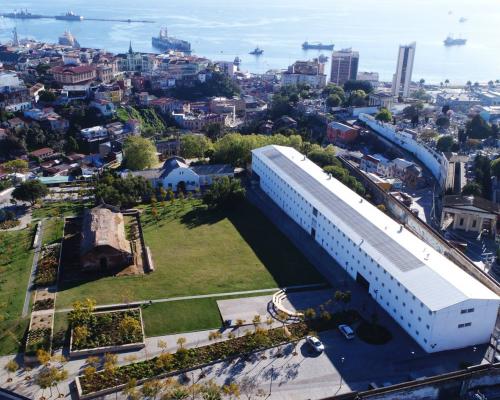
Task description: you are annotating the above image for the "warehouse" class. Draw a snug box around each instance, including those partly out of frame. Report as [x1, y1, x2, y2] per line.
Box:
[252, 145, 499, 353]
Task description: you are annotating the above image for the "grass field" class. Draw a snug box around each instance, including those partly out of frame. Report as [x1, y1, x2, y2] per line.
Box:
[56, 199, 324, 309]
[41, 217, 64, 246]
[32, 201, 88, 220]
[0, 228, 35, 355]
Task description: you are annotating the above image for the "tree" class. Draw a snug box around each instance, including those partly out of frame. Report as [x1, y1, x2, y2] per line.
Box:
[94, 172, 153, 208]
[38, 90, 57, 103]
[68, 298, 96, 326]
[142, 379, 163, 400]
[202, 177, 245, 209]
[326, 94, 342, 107]
[375, 108, 392, 123]
[72, 325, 89, 347]
[176, 337, 187, 349]
[180, 134, 213, 159]
[466, 115, 492, 139]
[462, 182, 482, 196]
[304, 308, 316, 320]
[2, 159, 28, 173]
[343, 79, 373, 94]
[436, 135, 455, 152]
[491, 158, 500, 178]
[435, 115, 451, 130]
[4, 359, 18, 382]
[12, 180, 48, 205]
[322, 83, 346, 103]
[347, 90, 367, 107]
[252, 315, 261, 331]
[123, 136, 158, 170]
[122, 378, 140, 400]
[222, 382, 241, 400]
[307, 145, 336, 167]
[118, 315, 142, 339]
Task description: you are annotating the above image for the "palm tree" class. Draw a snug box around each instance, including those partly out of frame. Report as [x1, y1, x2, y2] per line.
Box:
[466, 80, 472, 90]
[419, 78, 425, 88]
[445, 79, 450, 87]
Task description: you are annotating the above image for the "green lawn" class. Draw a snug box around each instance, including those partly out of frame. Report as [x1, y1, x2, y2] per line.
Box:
[41, 217, 64, 246]
[56, 200, 324, 309]
[0, 228, 35, 355]
[32, 200, 88, 220]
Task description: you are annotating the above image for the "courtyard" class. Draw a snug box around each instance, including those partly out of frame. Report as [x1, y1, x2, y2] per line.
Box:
[55, 199, 325, 309]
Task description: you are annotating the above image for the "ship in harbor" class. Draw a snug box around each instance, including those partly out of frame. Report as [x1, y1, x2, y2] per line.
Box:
[444, 36, 467, 46]
[55, 11, 84, 21]
[2, 9, 43, 19]
[249, 47, 263, 55]
[152, 27, 191, 53]
[302, 41, 334, 51]
[58, 31, 80, 48]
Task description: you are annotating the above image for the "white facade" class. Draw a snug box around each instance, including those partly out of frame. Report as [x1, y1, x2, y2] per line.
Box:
[359, 114, 449, 189]
[252, 145, 499, 353]
[391, 42, 416, 98]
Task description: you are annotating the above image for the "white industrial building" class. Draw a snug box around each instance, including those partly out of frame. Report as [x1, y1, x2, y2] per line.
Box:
[252, 145, 499, 353]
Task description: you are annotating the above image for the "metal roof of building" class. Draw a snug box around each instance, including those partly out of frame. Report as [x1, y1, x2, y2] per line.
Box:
[253, 145, 499, 311]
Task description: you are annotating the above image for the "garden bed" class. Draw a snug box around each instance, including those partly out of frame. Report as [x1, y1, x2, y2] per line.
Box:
[25, 328, 52, 356]
[76, 310, 359, 398]
[34, 244, 60, 287]
[33, 298, 55, 311]
[69, 308, 145, 358]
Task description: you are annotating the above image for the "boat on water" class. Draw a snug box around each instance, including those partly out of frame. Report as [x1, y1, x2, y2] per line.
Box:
[459, 17, 467, 23]
[152, 27, 191, 53]
[302, 41, 334, 51]
[249, 47, 263, 55]
[3, 9, 43, 19]
[58, 31, 80, 48]
[55, 11, 84, 21]
[444, 36, 467, 46]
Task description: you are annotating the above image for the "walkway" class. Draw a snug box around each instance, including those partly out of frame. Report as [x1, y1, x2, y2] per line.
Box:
[21, 220, 44, 317]
[55, 283, 327, 313]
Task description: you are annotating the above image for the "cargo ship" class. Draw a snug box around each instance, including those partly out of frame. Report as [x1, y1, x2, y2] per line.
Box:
[302, 41, 334, 50]
[444, 36, 467, 46]
[152, 27, 191, 53]
[55, 11, 84, 21]
[2, 9, 43, 19]
[249, 47, 263, 55]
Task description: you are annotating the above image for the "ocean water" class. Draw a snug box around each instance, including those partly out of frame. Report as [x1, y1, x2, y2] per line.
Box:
[0, 0, 498, 84]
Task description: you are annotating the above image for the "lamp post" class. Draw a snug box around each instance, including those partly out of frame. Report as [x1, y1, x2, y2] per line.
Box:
[339, 356, 345, 391]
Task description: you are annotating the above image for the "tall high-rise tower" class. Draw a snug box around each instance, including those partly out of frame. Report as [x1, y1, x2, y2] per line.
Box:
[330, 48, 359, 86]
[391, 42, 416, 98]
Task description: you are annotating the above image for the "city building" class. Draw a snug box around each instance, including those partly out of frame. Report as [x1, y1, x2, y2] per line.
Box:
[252, 144, 499, 353]
[357, 71, 379, 83]
[330, 49, 359, 86]
[80, 205, 133, 271]
[51, 65, 97, 85]
[479, 106, 500, 123]
[282, 59, 327, 89]
[391, 42, 416, 98]
[123, 156, 234, 191]
[369, 91, 394, 109]
[326, 121, 359, 144]
[360, 154, 392, 177]
[441, 195, 500, 237]
[436, 92, 481, 112]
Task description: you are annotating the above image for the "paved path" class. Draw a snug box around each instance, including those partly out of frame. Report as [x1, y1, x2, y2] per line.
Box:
[21, 220, 44, 317]
[55, 283, 328, 313]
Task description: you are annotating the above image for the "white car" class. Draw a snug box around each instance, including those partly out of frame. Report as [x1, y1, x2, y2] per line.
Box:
[306, 335, 325, 353]
[338, 324, 355, 340]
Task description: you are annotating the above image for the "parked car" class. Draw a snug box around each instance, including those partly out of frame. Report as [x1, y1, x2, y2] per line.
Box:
[306, 335, 325, 353]
[338, 324, 355, 339]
